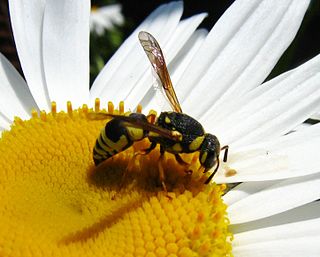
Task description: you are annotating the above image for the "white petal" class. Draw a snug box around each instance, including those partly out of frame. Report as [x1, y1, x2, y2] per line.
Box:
[233, 237, 320, 257]
[210, 54, 320, 147]
[90, 1, 183, 107]
[311, 112, 320, 120]
[204, 67, 292, 130]
[0, 53, 36, 121]
[178, 0, 310, 119]
[0, 115, 10, 131]
[9, 0, 50, 110]
[42, 0, 90, 110]
[223, 180, 277, 206]
[232, 201, 320, 243]
[293, 122, 312, 132]
[171, 29, 208, 88]
[202, 0, 311, 121]
[228, 173, 320, 224]
[124, 13, 207, 111]
[215, 123, 320, 183]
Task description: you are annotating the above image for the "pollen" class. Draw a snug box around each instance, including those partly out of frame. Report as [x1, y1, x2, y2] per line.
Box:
[0, 101, 232, 256]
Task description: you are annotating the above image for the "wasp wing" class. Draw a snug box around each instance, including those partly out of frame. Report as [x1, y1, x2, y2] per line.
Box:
[138, 31, 182, 113]
[86, 113, 116, 120]
[120, 118, 182, 141]
[87, 112, 181, 141]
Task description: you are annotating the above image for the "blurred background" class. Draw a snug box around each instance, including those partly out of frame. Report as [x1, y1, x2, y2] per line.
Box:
[1, 0, 320, 85]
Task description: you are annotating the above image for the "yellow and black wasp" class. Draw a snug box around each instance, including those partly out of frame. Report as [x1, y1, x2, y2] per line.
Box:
[90, 31, 228, 188]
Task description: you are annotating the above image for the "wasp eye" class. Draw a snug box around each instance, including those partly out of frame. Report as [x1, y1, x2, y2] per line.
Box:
[200, 134, 220, 170]
[200, 150, 217, 170]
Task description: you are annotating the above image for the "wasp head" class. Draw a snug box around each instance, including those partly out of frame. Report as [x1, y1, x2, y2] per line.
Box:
[199, 134, 221, 172]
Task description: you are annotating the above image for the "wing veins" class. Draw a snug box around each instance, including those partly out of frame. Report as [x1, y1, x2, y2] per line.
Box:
[87, 112, 181, 141]
[138, 31, 182, 113]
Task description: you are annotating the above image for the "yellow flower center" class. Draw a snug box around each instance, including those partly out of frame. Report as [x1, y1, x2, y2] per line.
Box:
[0, 100, 232, 257]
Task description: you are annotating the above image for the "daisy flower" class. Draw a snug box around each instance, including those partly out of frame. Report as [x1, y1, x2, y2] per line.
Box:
[1, 0, 320, 256]
[90, 4, 124, 35]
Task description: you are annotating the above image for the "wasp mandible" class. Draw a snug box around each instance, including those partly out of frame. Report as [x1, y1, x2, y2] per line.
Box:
[90, 31, 229, 187]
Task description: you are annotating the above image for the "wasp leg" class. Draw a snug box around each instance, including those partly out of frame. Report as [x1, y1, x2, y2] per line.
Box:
[174, 154, 192, 174]
[174, 154, 189, 165]
[197, 165, 205, 173]
[120, 161, 134, 189]
[125, 142, 157, 178]
[158, 146, 169, 194]
[204, 157, 220, 184]
[134, 141, 157, 156]
[121, 149, 139, 188]
[221, 145, 229, 162]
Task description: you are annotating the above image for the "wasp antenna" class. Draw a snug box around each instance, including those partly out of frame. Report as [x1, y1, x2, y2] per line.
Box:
[221, 145, 229, 162]
[204, 158, 220, 184]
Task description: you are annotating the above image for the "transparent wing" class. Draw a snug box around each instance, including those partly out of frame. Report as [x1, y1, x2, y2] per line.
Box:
[86, 113, 114, 120]
[138, 31, 182, 113]
[87, 112, 181, 141]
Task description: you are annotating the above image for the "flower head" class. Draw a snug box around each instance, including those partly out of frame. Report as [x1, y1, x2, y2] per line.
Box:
[1, 0, 320, 256]
[0, 102, 232, 256]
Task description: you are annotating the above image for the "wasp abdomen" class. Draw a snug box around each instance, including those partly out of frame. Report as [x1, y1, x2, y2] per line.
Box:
[93, 113, 148, 166]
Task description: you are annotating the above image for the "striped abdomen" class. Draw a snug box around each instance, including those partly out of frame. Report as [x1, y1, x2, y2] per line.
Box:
[93, 114, 148, 166]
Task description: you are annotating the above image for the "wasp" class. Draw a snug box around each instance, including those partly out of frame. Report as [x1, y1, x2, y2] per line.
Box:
[89, 31, 228, 188]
